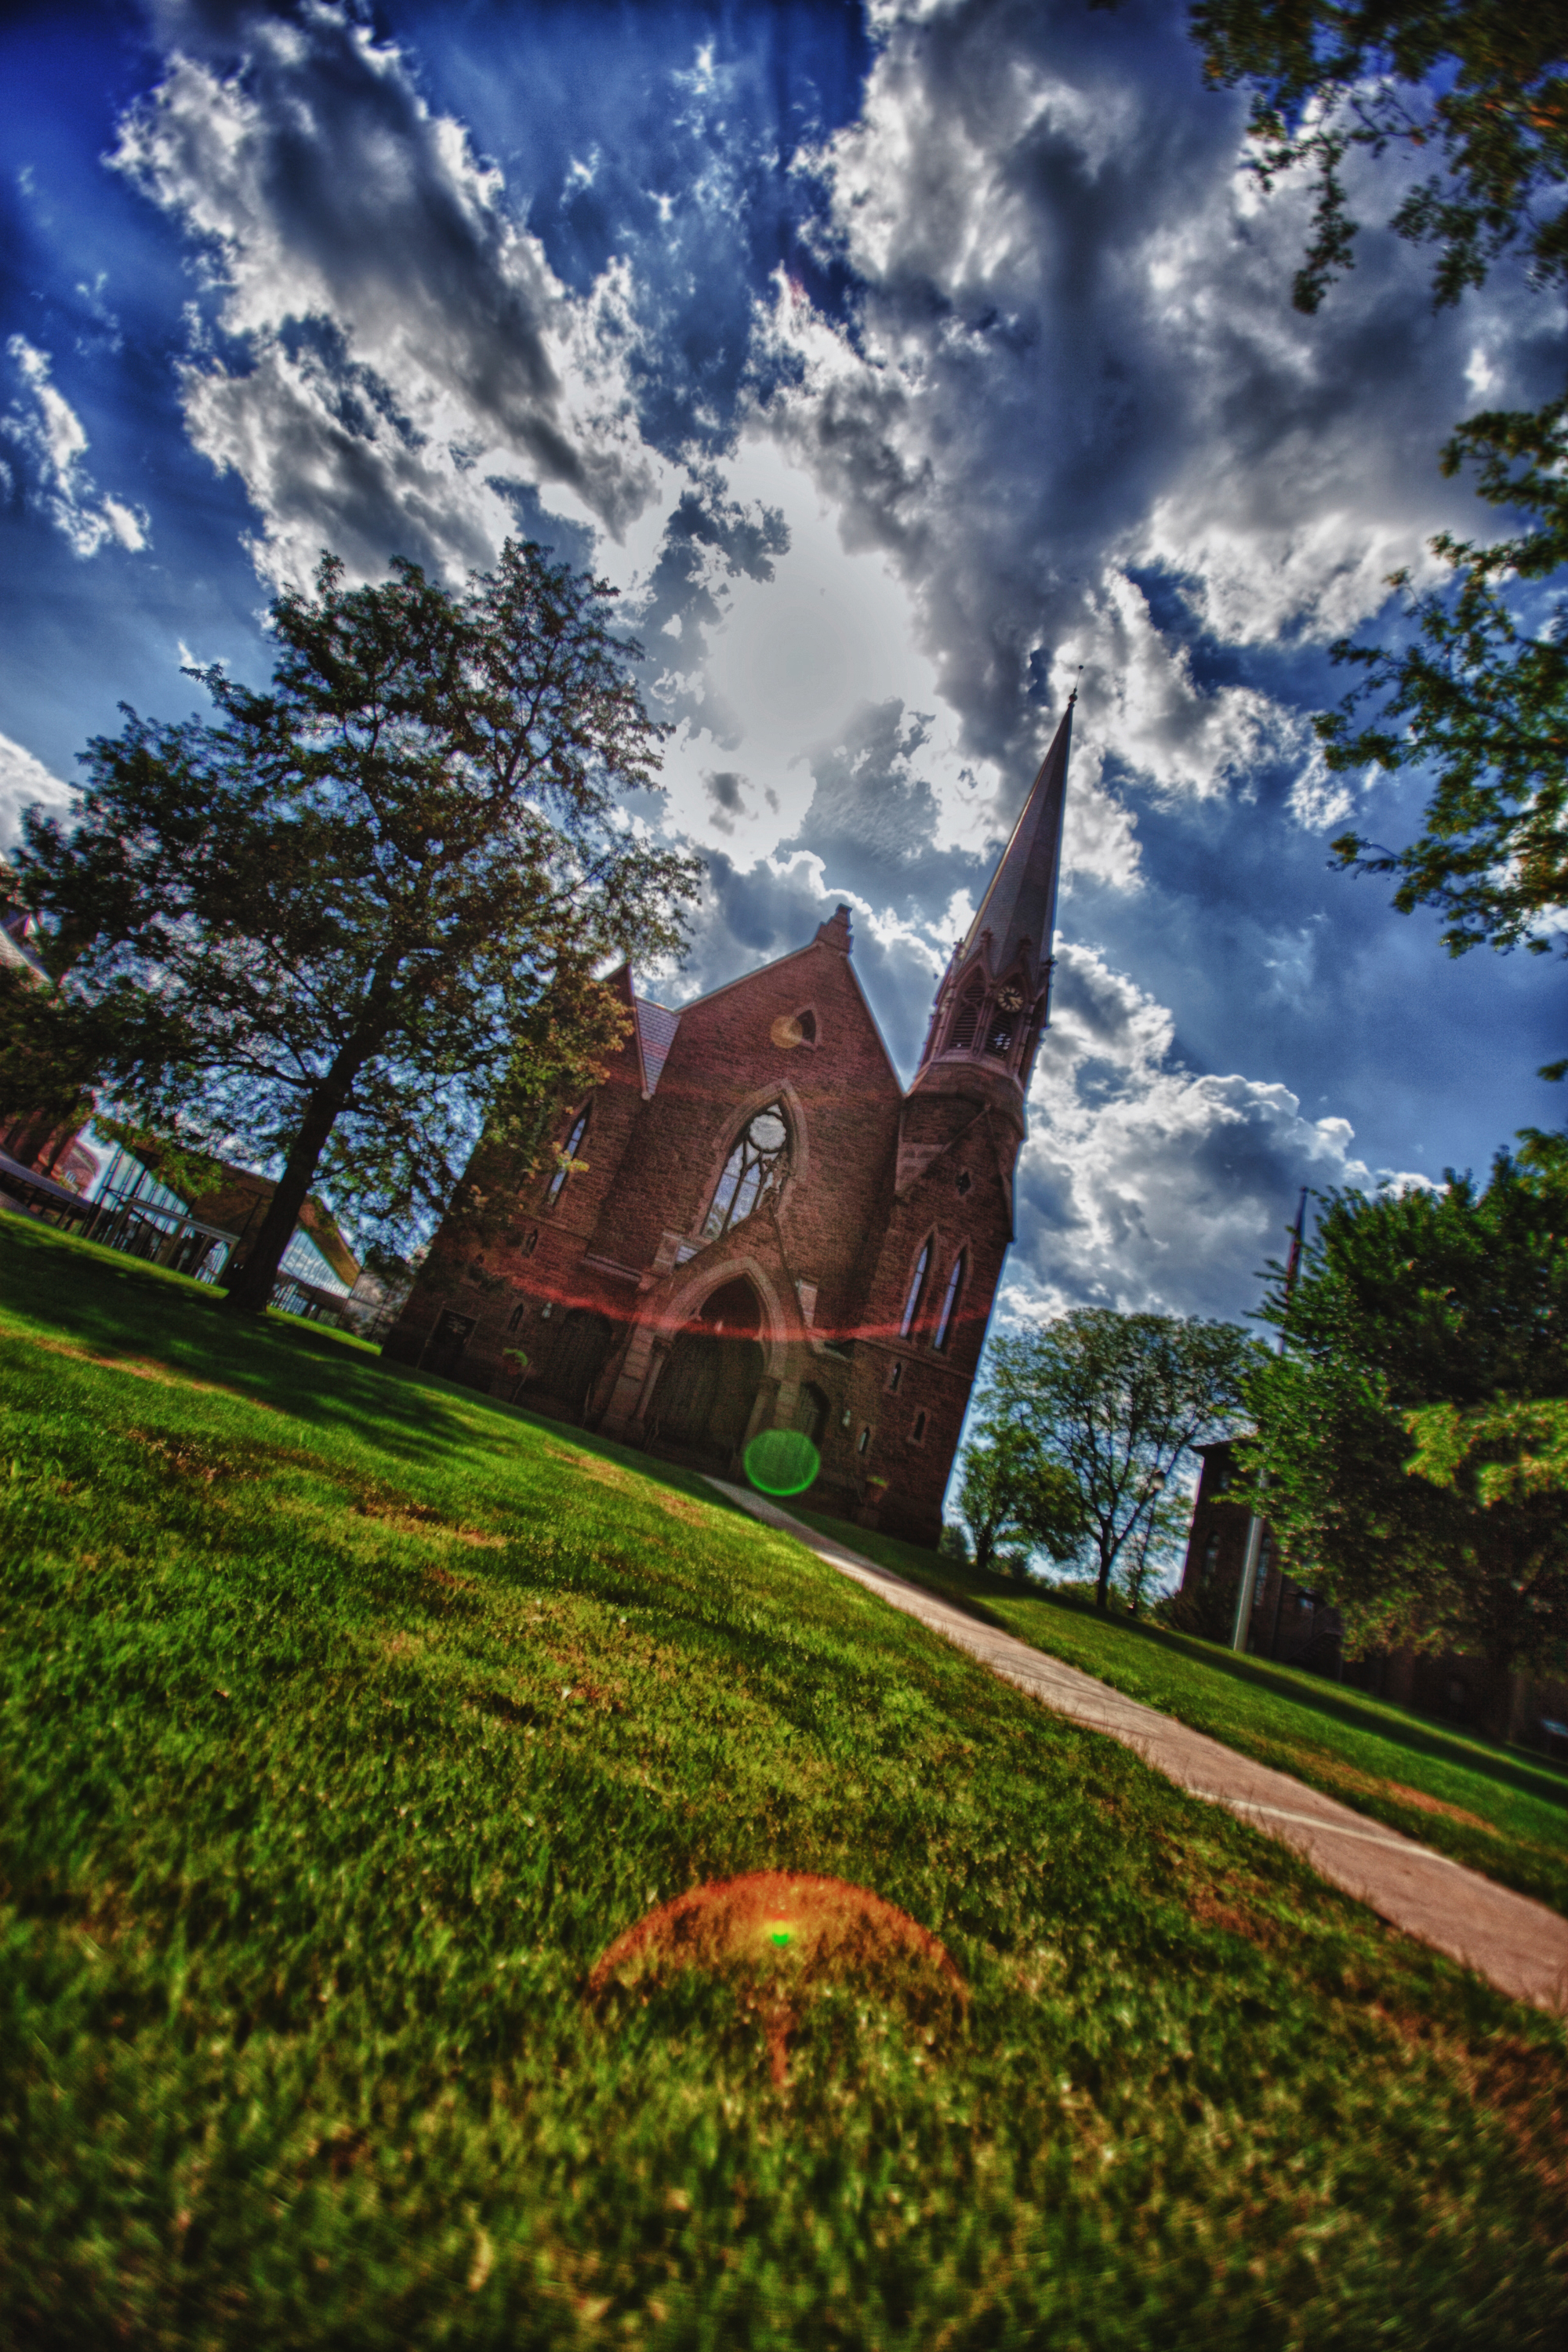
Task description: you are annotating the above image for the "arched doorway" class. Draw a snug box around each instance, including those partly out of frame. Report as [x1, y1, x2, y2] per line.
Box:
[539, 1309, 616, 1418]
[647, 1278, 764, 1470]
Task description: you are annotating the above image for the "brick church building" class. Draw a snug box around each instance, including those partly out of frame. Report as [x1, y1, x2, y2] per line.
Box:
[385, 702, 1075, 1547]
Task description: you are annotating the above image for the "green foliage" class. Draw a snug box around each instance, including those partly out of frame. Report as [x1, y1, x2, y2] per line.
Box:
[1246, 1157, 1568, 1675]
[1406, 1394, 1568, 1506]
[2, 1220, 1566, 2346]
[0, 964, 96, 1146]
[9, 542, 702, 1309]
[89, 1109, 227, 1203]
[953, 1417, 1086, 1575]
[981, 1312, 1256, 1613]
[1321, 394, 1568, 1000]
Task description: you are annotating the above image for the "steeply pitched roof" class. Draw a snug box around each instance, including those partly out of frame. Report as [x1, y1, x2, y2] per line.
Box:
[960, 699, 1073, 976]
[633, 997, 681, 1095]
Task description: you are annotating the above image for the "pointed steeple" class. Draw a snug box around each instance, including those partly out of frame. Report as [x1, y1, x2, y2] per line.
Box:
[959, 695, 1072, 982]
[908, 698, 1074, 1118]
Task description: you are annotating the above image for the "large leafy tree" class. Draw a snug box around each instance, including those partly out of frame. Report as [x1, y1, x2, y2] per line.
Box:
[9, 543, 701, 1313]
[979, 1312, 1254, 1613]
[1171, 2, 1568, 1036]
[1243, 1156, 1568, 1686]
[953, 1418, 1087, 1577]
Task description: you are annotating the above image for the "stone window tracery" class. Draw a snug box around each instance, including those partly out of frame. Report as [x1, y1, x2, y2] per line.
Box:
[702, 1104, 789, 1240]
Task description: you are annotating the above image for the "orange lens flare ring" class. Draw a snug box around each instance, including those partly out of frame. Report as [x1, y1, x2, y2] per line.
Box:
[587, 1871, 966, 2086]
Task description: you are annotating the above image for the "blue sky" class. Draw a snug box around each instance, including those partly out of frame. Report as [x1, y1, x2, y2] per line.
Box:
[2, 0, 1562, 1324]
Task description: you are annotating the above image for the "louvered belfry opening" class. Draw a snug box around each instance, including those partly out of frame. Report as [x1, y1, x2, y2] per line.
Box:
[949, 989, 985, 1053]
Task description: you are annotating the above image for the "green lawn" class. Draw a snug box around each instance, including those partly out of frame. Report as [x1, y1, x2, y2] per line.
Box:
[2, 1217, 1566, 2350]
[788, 1511, 1568, 1919]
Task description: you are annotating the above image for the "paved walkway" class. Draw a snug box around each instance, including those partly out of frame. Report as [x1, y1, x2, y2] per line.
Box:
[707, 1481, 1568, 2015]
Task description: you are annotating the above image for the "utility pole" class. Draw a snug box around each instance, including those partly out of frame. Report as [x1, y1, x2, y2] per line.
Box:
[1231, 1188, 1308, 1654]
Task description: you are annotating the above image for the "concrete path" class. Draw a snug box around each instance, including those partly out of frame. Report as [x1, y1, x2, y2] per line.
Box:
[707, 1480, 1568, 2016]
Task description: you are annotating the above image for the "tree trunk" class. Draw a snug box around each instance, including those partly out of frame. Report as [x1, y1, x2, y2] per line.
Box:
[221, 1036, 371, 1316]
[1094, 1540, 1113, 1613]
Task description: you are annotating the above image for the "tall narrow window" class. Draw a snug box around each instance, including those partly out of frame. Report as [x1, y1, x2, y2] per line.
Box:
[702, 1104, 789, 1240]
[899, 1240, 931, 1338]
[949, 989, 985, 1051]
[931, 1251, 965, 1350]
[546, 1108, 589, 1207]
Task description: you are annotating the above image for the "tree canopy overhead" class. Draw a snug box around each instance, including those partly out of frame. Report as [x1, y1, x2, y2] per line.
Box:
[1166, 1, 1568, 1054]
[1190, 2, 1568, 318]
[9, 542, 702, 1312]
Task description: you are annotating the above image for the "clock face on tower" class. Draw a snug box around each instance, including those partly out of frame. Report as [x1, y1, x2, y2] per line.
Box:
[996, 987, 1023, 1013]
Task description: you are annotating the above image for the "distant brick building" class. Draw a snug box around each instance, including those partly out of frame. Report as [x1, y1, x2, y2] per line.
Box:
[385, 702, 1077, 1545]
[1177, 1439, 1345, 1671]
[1176, 1439, 1568, 1751]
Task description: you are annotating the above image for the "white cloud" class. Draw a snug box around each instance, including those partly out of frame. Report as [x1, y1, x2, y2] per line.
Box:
[2, 339, 149, 558]
[0, 733, 74, 850]
[1007, 942, 1387, 1323]
[110, 16, 661, 590]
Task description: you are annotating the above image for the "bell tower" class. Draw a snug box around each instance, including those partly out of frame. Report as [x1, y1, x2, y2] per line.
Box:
[896, 698, 1073, 1192]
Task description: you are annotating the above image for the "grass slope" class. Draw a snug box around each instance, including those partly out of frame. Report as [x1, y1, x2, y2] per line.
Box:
[790, 1512, 1568, 1920]
[2, 1218, 1566, 2350]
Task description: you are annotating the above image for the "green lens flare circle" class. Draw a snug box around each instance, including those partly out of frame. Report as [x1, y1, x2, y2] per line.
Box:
[744, 1428, 821, 1497]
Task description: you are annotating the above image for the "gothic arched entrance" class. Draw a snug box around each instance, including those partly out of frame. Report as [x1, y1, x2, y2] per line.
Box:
[646, 1278, 764, 1470]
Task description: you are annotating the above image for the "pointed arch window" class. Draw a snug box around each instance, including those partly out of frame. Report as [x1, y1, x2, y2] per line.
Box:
[931, 1250, 965, 1351]
[949, 989, 985, 1053]
[545, 1107, 590, 1207]
[899, 1239, 931, 1338]
[702, 1103, 789, 1240]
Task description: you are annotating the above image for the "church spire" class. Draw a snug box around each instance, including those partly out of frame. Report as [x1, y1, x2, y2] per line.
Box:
[958, 693, 1072, 983]
[912, 699, 1073, 1102]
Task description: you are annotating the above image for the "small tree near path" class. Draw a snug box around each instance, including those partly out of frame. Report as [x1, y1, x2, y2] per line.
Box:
[982, 1312, 1256, 1613]
[9, 544, 702, 1313]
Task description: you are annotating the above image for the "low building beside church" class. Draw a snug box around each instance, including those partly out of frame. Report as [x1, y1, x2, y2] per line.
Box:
[385, 703, 1077, 1548]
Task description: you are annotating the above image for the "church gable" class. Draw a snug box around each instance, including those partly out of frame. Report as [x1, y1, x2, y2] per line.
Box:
[586, 918, 903, 1320]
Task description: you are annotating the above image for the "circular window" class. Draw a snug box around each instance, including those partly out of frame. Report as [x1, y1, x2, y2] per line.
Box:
[750, 1110, 787, 1152]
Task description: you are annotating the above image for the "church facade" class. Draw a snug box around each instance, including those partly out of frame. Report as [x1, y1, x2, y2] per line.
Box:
[384, 702, 1074, 1548]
